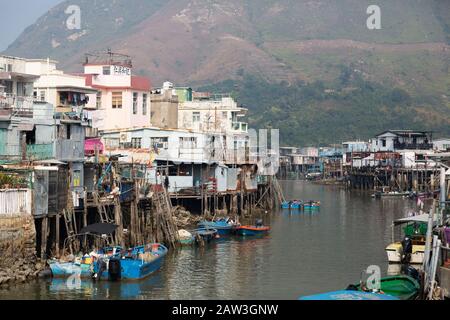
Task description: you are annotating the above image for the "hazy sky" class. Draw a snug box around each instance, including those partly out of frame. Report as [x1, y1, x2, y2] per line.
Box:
[0, 0, 63, 51]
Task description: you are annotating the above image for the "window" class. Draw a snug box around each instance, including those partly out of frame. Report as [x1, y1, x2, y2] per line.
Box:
[96, 92, 102, 109]
[222, 111, 228, 119]
[133, 92, 138, 115]
[142, 94, 148, 115]
[192, 112, 200, 123]
[103, 66, 111, 75]
[112, 92, 122, 109]
[382, 139, 386, 147]
[2, 64, 12, 72]
[73, 170, 81, 188]
[151, 137, 168, 149]
[40, 91, 46, 102]
[180, 137, 197, 149]
[131, 138, 142, 149]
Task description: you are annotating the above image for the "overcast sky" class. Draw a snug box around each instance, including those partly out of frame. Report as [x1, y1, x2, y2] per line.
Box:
[0, 0, 63, 51]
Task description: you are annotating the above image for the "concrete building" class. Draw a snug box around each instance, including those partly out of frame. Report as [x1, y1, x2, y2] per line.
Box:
[150, 82, 179, 129]
[178, 93, 248, 134]
[370, 130, 433, 152]
[81, 53, 151, 132]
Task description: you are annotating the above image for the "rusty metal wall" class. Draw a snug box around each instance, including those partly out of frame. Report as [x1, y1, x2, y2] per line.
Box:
[0, 189, 32, 216]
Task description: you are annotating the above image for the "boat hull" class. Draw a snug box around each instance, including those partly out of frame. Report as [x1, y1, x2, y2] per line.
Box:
[198, 221, 236, 235]
[49, 262, 93, 279]
[236, 226, 270, 236]
[96, 245, 167, 281]
[355, 275, 420, 300]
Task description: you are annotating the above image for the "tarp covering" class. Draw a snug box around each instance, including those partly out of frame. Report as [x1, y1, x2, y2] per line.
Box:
[394, 214, 438, 226]
[80, 223, 118, 235]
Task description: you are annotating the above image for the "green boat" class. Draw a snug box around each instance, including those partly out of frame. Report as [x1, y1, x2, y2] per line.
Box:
[354, 275, 420, 300]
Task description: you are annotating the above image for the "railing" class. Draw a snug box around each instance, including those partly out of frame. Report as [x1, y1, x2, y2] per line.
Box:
[394, 142, 433, 150]
[26, 144, 54, 161]
[0, 94, 34, 114]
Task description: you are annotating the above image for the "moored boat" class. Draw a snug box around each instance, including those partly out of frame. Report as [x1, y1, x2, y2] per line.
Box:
[49, 246, 123, 279]
[93, 243, 168, 281]
[353, 275, 420, 300]
[198, 218, 239, 235]
[385, 214, 434, 265]
[303, 201, 320, 210]
[236, 220, 270, 236]
[281, 201, 290, 209]
[191, 228, 218, 243]
[290, 201, 302, 209]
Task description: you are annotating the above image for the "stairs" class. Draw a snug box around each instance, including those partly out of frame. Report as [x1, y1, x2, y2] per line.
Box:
[151, 187, 178, 247]
[62, 208, 79, 255]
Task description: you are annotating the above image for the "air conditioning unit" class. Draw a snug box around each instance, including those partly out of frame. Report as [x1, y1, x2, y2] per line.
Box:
[119, 132, 131, 143]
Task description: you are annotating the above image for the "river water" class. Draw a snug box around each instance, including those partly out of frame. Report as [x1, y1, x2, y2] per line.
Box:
[0, 181, 418, 300]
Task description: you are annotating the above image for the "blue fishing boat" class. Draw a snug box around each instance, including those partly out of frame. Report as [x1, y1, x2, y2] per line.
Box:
[93, 243, 168, 281]
[198, 218, 239, 235]
[299, 290, 399, 300]
[290, 201, 302, 209]
[49, 246, 123, 279]
[281, 201, 302, 209]
[49, 261, 93, 279]
[281, 201, 290, 209]
[304, 201, 321, 210]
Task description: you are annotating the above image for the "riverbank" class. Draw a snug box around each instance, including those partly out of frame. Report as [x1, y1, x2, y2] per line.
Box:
[0, 215, 44, 287]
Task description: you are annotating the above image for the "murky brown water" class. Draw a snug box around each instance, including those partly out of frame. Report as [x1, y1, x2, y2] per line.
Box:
[0, 181, 417, 300]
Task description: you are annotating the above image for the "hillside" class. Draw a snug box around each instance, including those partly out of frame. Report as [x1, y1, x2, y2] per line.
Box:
[3, 0, 450, 145]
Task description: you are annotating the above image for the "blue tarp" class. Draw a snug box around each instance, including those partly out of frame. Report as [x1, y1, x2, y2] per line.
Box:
[299, 290, 399, 301]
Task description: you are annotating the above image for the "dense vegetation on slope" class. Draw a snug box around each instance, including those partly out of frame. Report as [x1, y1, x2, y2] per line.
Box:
[200, 68, 450, 146]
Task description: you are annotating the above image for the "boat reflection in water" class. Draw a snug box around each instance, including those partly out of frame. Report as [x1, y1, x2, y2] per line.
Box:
[48, 272, 166, 300]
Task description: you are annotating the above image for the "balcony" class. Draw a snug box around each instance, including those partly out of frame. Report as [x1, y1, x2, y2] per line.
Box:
[0, 94, 34, 120]
[26, 144, 54, 161]
[393, 142, 433, 150]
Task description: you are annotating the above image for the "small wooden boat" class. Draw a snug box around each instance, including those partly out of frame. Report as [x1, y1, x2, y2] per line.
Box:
[281, 201, 302, 209]
[290, 201, 302, 209]
[191, 228, 218, 243]
[93, 243, 168, 281]
[372, 191, 410, 198]
[236, 225, 270, 236]
[198, 218, 239, 235]
[303, 201, 320, 210]
[281, 201, 290, 209]
[353, 275, 420, 300]
[49, 246, 123, 279]
[299, 290, 399, 300]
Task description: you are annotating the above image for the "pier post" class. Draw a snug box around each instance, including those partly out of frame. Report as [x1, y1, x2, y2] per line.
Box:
[55, 214, 60, 258]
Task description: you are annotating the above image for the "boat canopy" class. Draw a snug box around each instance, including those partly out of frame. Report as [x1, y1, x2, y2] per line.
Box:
[394, 214, 437, 226]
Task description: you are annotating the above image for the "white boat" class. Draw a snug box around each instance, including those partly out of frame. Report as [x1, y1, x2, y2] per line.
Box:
[385, 214, 435, 265]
